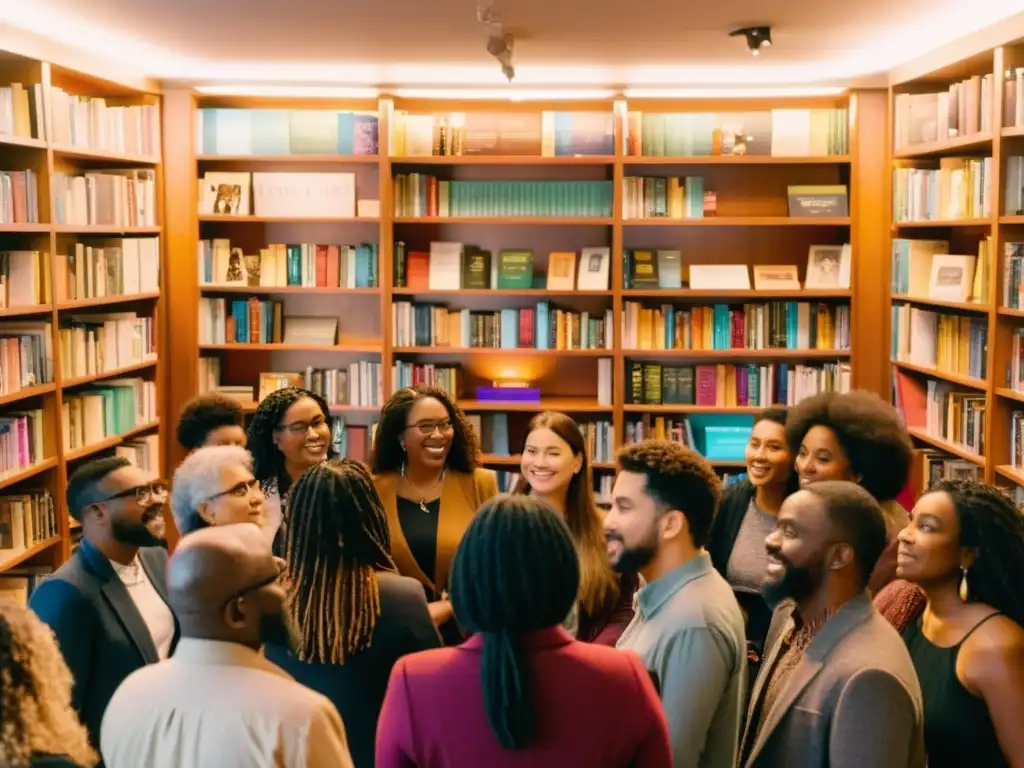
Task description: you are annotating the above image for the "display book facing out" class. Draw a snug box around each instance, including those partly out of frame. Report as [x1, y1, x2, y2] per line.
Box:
[888, 37, 1024, 504]
[0, 49, 163, 589]
[167, 89, 883, 498]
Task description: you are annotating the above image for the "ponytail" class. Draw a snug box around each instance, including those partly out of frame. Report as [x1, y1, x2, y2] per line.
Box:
[481, 630, 531, 748]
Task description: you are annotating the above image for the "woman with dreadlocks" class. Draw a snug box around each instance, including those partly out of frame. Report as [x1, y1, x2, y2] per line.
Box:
[265, 458, 440, 768]
[375, 495, 671, 767]
[247, 387, 337, 553]
[895, 480, 1024, 767]
[371, 386, 498, 643]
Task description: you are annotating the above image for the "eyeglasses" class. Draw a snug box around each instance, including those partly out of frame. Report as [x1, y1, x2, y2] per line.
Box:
[275, 416, 327, 436]
[203, 477, 261, 503]
[223, 558, 287, 607]
[94, 480, 169, 507]
[405, 420, 454, 436]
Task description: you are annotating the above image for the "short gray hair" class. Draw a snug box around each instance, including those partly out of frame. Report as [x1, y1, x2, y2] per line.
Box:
[171, 445, 254, 535]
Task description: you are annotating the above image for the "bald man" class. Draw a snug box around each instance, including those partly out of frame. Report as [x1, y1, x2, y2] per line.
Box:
[99, 524, 353, 768]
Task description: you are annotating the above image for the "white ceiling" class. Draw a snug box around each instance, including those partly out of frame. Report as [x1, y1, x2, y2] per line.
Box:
[1, 0, 1023, 88]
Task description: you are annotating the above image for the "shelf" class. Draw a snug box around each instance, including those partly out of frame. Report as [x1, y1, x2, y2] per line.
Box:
[52, 225, 161, 234]
[458, 398, 611, 413]
[892, 133, 991, 158]
[0, 536, 62, 575]
[199, 286, 380, 296]
[890, 294, 989, 313]
[61, 359, 157, 389]
[0, 305, 53, 318]
[1001, 126, 1024, 138]
[197, 154, 378, 164]
[199, 343, 381, 353]
[622, 404, 762, 414]
[892, 219, 990, 228]
[1000, 216, 1024, 225]
[623, 289, 851, 300]
[995, 387, 1024, 404]
[479, 453, 616, 470]
[0, 458, 58, 492]
[393, 347, 609, 357]
[238, 400, 379, 414]
[624, 348, 851, 360]
[392, 288, 610, 298]
[51, 144, 159, 164]
[0, 223, 48, 233]
[906, 428, 985, 467]
[995, 465, 1024, 486]
[0, 383, 56, 407]
[58, 292, 160, 310]
[624, 155, 851, 165]
[0, 133, 46, 150]
[890, 360, 987, 390]
[393, 216, 614, 226]
[199, 215, 377, 223]
[997, 307, 1024, 319]
[392, 155, 615, 165]
[63, 420, 161, 463]
[623, 217, 851, 227]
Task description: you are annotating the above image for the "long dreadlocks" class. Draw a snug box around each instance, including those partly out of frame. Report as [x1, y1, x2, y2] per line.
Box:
[449, 494, 580, 750]
[285, 458, 396, 664]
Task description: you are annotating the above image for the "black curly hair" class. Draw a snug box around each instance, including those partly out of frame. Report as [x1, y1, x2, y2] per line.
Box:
[928, 479, 1024, 626]
[176, 393, 245, 452]
[370, 386, 479, 474]
[247, 387, 338, 496]
[785, 390, 913, 502]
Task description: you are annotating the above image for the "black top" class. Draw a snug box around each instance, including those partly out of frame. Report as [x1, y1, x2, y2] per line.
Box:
[398, 496, 440, 588]
[30, 756, 80, 768]
[903, 613, 1008, 768]
[265, 571, 442, 768]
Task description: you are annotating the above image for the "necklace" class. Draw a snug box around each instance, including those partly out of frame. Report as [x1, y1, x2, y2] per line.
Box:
[401, 464, 445, 513]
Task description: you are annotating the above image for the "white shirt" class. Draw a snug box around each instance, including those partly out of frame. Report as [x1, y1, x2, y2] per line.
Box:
[100, 638, 353, 768]
[110, 556, 175, 660]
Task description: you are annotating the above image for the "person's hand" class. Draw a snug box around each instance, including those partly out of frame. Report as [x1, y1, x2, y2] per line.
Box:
[427, 599, 453, 627]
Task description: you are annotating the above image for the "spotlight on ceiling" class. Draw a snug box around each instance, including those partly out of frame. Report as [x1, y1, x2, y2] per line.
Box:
[730, 26, 772, 56]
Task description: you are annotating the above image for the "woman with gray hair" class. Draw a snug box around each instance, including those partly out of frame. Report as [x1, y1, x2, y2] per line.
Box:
[170, 445, 266, 537]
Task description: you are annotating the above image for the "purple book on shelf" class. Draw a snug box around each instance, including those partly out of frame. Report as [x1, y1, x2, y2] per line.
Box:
[475, 386, 541, 402]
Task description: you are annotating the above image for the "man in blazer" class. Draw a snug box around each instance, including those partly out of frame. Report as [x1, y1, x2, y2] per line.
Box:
[740, 481, 924, 768]
[30, 456, 179, 754]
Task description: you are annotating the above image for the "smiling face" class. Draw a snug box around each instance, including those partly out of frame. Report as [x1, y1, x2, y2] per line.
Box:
[96, 465, 168, 546]
[746, 419, 793, 489]
[521, 427, 582, 501]
[762, 490, 835, 605]
[199, 463, 267, 529]
[795, 425, 858, 488]
[403, 396, 454, 472]
[896, 491, 966, 586]
[272, 397, 331, 472]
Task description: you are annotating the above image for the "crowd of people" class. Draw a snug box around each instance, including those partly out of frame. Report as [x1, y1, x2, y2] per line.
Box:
[0, 385, 1022, 767]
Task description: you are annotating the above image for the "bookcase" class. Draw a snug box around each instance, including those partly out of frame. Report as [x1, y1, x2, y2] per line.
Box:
[888, 41, 1024, 501]
[164, 88, 888, 504]
[0, 51, 164, 575]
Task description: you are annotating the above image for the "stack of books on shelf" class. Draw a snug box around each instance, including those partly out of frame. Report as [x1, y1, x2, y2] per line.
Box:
[48, 91, 160, 158]
[0, 251, 49, 309]
[0, 171, 40, 224]
[892, 158, 992, 222]
[199, 240, 379, 289]
[0, 410, 45, 477]
[0, 324, 53, 395]
[892, 74, 994, 151]
[393, 176, 614, 219]
[196, 108, 379, 156]
[0, 490, 57, 554]
[61, 378, 157, 451]
[59, 313, 156, 379]
[52, 169, 157, 227]
[0, 83, 44, 139]
[55, 238, 160, 300]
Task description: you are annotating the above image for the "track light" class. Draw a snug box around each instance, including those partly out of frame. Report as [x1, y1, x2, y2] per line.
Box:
[730, 26, 772, 56]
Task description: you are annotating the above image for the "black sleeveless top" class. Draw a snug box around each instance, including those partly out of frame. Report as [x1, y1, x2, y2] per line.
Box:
[903, 613, 1008, 768]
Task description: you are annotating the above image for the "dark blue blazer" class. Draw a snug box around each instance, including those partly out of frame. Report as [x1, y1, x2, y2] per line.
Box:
[29, 540, 179, 752]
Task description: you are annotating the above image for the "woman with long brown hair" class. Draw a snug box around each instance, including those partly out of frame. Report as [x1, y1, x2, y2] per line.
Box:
[514, 411, 636, 645]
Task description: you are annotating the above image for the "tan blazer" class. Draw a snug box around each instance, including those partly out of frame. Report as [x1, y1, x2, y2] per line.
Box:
[374, 468, 498, 594]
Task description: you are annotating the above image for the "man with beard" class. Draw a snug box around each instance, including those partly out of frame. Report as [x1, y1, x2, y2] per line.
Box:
[607, 440, 746, 768]
[739, 481, 924, 768]
[99, 523, 353, 768]
[30, 456, 176, 756]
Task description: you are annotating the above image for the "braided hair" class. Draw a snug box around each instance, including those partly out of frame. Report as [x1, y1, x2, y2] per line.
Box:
[285, 458, 396, 664]
[247, 387, 337, 497]
[449, 494, 580, 750]
[929, 479, 1024, 626]
[370, 386, 479, 474]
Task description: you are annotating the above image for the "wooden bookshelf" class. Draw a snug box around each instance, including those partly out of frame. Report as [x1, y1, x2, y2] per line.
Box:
[162, 89, 889, 490]
[0, 51, 163, 574]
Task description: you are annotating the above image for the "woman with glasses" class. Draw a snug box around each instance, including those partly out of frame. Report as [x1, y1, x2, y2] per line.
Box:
[265, 459, 441, 768]
[247, 387, 337, 553]
[169, 445, 267, 536]
[371, 386, 498, 644]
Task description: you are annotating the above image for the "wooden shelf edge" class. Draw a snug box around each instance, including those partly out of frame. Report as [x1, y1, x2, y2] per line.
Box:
[392, 288, 609, 297]
[624, 348, 851, 359]
[995, 387, 1024, 404]
[63, 420, 161, 463]
[0, 304, 54, 318]
[58, 292, 160, 310]
[1000, 126, 1024, 138]
[198, 154, 378, 163]
[0, 223, 48, 233]
[623, 289, 851, 299]
[393, 347, 610, 356]
[623, 217, 851, 227]
[52, 225, 161, 234]
[997, 306, 1024, 318]
[391, 155, 614, 165]
[0, 133, 47, 150]
[393, 217, 614, 225]
[50, 144, 160, 164]
[891, 360, 987, 390]
[892, 133, 991, 158]
[623, 154, 851, 165]
[995, 465, 1024, 486]
[199, 344, 382, 353]
[61, 359, 157, 389]
[198, 215, 378, 223]
[0, 458, 58, 492]
[890, 294, 989, 313]
[199, 286, 380, 295]
[906, 428, 986, 467]
[0, 383, 56, 407]
[0, 536, 62, 574]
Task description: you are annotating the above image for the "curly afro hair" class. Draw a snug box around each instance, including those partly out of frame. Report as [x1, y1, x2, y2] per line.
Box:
[370, 386, 479, 475]
[785, 390, 913, 502]
[176, 393, 245, 452]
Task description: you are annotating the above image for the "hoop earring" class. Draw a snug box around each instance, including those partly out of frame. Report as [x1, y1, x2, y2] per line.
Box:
[959, 567, 970, 602]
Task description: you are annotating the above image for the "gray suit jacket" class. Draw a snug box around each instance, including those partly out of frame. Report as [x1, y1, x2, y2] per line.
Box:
[740, 592, 925, 768]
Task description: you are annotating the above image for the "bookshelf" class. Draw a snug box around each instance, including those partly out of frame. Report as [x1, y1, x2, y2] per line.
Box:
[163, 89, 889, 501]
[887, 41, 1024, 501]
[0, 51, 163, 574]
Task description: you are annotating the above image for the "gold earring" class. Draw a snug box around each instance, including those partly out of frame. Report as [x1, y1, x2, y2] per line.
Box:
[959, 567, 970, 602]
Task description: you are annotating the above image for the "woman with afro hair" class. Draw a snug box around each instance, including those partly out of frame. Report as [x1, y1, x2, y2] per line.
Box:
[785, 389, 914, 593]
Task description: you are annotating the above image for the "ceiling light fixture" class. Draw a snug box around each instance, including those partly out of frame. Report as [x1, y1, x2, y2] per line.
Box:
[730, 26, 773, 57]
[192, 85, 379, 98]
[624, 86, 847, 99]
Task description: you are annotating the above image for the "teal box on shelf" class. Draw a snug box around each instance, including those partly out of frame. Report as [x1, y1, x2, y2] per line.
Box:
[688, 413, 753, 462]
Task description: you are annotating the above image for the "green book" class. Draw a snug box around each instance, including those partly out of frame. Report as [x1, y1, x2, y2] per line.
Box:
[496, 250, 533, 289]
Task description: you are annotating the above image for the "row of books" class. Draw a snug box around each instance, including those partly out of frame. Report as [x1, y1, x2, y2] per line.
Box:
[199, 240, 379, 289]
[56, 238, 161, 301]
[58, 313, 156, 380]
[199, 172, 363, 219]
[115, 434, 160, 475]
[622, 176, 708, 220]
[890, 237, 990, 304]
[53, 169, 157, 227]
[1003, 243, 1024, 310]
[625, 109, 849, 157]
[61, 379, 157, 452]
[198, 299, 350, 350]
[0, 83, 42, 139]
[197, 109, 379, 157]
[0, 170, 40, 224]
[1010, 331, 1024, 393]
[202, 362, 385, 409]
[393, 243, 611, 292]
[0, 251, 49, 309]
[896, 372, 987, 456]
[392, 302, 613, 351]
[393, 175, 614, 219]
[1003, 156, 1024, 215]
[621, 301, 851, 352]
[0, 490, 56, 554]
[891, 305, 987, 380]
[49, 90, 161, 158]
[1006, 71, 1024, 129]
[0, 410, 44, 477]
[893, 75, 993, 150]
[892, 158, 992, 222]
[626, 361, 852, 407]
[1009, 410, 1024, 471]
[0, 324, 53, 391]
